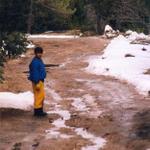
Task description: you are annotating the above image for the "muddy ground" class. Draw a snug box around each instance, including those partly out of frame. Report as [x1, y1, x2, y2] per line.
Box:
[0, 36, 150, 150]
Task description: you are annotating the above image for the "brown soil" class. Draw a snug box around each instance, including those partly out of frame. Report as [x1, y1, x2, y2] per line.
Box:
[144, 69, 150, 75]
[0, 36, 150, 150]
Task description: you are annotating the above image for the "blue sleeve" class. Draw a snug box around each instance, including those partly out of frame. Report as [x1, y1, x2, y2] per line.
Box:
[29, 60, 40, 84]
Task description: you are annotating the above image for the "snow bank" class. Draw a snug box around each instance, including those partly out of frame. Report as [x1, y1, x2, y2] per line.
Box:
[127, 31, 148, 41]
[28, 34, 79, 39]
[86, 35, 150, 95]
[0, 91, 34, 110]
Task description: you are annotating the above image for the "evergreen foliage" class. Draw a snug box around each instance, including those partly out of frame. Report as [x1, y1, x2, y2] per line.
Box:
[86, 0, 150, 34]
[0, 0, 149, 34]
[1, 32, 28, 58]
[0, 32, 28, 81]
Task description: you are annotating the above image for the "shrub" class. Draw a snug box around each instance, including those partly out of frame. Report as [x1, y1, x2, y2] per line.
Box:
[2, 32, 28, 58]
[0, 32, 28, 82]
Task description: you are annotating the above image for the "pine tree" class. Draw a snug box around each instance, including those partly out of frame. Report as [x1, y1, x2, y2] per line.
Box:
[27, 0, 75, 33]
[86, 0, 113, 34]
[70, 0, 87, 28]
[86, 0, 150, 34]
[0, 0, 30, 32]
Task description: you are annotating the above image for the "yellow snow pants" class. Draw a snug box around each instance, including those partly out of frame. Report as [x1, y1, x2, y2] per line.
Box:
[32, 81, 45, 109]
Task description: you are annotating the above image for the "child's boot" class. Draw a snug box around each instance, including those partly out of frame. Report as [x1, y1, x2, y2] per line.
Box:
[41, 107, 48, 116]
[34, 108, 47, 117]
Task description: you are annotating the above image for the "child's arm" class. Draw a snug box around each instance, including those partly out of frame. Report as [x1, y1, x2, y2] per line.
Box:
[29, 61, 40, 84]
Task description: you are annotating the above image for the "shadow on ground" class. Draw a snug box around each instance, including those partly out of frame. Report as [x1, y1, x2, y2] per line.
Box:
[127, 109, 150, 150]
[134, 109, 150, 139]
[0, 108, 52, 150]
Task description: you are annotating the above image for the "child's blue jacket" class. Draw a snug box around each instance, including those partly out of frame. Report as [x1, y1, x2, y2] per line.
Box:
[29, 57, 46, 84]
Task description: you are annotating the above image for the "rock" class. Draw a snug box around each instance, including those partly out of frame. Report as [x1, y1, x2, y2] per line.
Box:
[125, 54, 135, 57]
[105, 68, 109, 71]
[142, 47, 147, 51]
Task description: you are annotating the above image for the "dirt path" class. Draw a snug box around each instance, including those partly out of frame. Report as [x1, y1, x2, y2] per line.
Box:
[0, 37, 150, 150]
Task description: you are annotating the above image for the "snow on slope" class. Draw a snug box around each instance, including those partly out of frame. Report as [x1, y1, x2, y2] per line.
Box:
[0, 91, 34, 110]
[86, 34, 150, 95]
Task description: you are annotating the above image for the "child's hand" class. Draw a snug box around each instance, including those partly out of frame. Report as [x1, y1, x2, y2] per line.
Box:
[35, 81, 42, 90]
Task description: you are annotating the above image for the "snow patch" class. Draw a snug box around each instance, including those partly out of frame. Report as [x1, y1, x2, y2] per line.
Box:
[20, 54, 26, 58]
[48, 110, 71, 121]
[104, 25, 120, 38]
[45, 128, 72, 139]
[28, 34, 79, 39]
[86, 35, 150, 95]
[48, 89, 62, 101]
[104, 25, 113, 32]
[48, 110, 71, 128]
[26, 43, 35, 49]
[71, 97, 89, 111]
[75, 128, 106, 150]
[83, 94, 96, 105]
[45, 81, 62, 101]
[45, 85, 106, 148]
[0, 91, 34, 110]
[69, 89, 85, 92]
[52, 118, 67, 128]
[47, 108, 106, 149]
[67, 94, 103, 118]
[127, 31, 149, 41]
[46, 109, 71, 139]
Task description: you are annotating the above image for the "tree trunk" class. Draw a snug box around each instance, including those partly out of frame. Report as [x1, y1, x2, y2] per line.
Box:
[96, 14, 105, 35]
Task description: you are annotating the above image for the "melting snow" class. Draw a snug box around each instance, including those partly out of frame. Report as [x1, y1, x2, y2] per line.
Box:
[48, 110, 71, 128]
[48, 88, 62, 101]
[48, 110, 71, 121]
[67, 94, 103, 118]
[71, 97, 89, 111]
[47, 108, 106, 149]
[0, 91, 34, 110]
[45, 128, 72, 139]
[45, 84, 106, 149]
[75, 128, 106, 150]
[46, 109, 72, 139]
[45, 81, 62, 101]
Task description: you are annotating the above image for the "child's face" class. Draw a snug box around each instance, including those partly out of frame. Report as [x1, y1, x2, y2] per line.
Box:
[36, 53, 43, 58]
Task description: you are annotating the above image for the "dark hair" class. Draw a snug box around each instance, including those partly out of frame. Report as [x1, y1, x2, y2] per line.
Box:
[34, 47, 43, 54]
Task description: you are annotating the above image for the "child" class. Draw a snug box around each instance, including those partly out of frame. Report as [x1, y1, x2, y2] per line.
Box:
[29, 47, 47, 117]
